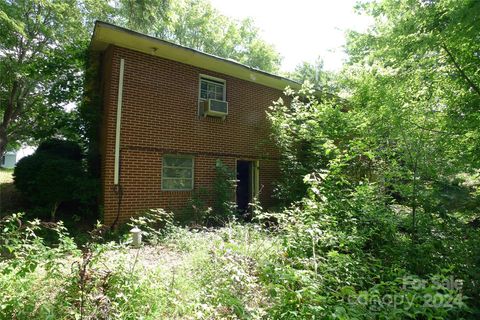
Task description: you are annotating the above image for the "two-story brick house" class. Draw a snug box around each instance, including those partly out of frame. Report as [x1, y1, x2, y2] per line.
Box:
[89, 22, 299, 225]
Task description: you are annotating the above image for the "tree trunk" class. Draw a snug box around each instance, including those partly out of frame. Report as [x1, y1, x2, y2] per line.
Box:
[51, 202, 60, 221]
[1, 80, 20, 157]
[0, 126, 8, 158]
[411, 161, 418, 243]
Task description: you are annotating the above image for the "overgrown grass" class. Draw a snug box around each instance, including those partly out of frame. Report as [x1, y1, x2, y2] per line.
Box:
[0, 213, 280, 319]
[1, 205, 477, 319]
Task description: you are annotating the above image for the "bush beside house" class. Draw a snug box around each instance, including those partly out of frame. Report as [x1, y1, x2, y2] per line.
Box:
[13, 139, 98, 221]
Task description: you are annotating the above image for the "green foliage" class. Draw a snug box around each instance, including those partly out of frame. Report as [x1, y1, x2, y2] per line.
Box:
[181, 187, 214, 225]
[13, 139, 97, 220]
[127, 208, 174, 245]
[1, 204, 477, 319]
[127, 0, 282, 72]
[35, 138, 83, 160]
[181, 160, 237, 226]
[258, 181, 472, 319]
[0, 213, 78, 317]
[0, 213, 280, 319]
[213, 160, 237, 221]
[0, 213, 78, 274]
[347, 0, 480, 169]
[78, 53, 104, 178]
[288, 58, 339, 95]
[0, 0, 88, 154]
[268, 83, 355, 204]
[342, 0, 480, 246]
[0, 214, 162, 319]
[266, 76, 480, 318]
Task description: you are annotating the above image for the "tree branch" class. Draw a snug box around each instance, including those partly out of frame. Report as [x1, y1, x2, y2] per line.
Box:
[441, 43, 480, 98]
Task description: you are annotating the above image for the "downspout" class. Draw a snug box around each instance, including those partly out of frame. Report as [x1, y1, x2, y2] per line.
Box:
[112, 58, 125, 229]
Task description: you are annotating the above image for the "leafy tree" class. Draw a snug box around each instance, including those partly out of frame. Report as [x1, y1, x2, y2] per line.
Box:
[110, 0, 170, 34]
[110, 0, 282, 72]
[268, 81, 480, 317]
[347, 0, 480, 168]
[266, 1, 480, 314]
[289, 57, 338, 94]
[268, 84, 354, 204]
[0, 0, 92, 156]
[343, 0, 480, 235]
[168, 0, 281, 72]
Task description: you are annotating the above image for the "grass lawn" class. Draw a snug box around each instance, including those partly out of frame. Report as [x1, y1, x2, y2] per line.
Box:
[0, 168, 13, 184]
[0, 168, 24, 216]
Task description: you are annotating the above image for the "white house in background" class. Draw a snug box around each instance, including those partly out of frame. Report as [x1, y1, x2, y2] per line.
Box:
[1, 152, 16, 169]
[0, 146, 35, 169]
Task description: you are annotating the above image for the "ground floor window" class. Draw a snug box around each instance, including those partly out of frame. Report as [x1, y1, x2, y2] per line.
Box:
[161, 155, 194, 190]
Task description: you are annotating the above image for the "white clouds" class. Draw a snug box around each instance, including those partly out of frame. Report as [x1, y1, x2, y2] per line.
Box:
[209, 0, 373, 72]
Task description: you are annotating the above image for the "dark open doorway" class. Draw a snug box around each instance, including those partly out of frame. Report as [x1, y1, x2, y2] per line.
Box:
[236, 160, 251, 214]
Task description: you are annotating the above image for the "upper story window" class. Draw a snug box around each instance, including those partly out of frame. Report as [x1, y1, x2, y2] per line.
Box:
[198, 75, 228, 119]
[199, 76, 226, 101]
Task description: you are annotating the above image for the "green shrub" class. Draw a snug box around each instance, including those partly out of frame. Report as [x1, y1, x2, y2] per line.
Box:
[13, 139, 98, 220]
[263, 84, 480, 318]
[213, 160, 237, 221]
[35, 138, 83, 160]
[127, 208, 175, 245]
[258, 186, 474, 319]
[180, 187, 213, 225]
[181, 160, 237, 226]
[0, 213, 171, 319]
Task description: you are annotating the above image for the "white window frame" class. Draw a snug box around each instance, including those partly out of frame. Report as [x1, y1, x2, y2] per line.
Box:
[161, 155, 195, 191]
[198, 74, 226, 103]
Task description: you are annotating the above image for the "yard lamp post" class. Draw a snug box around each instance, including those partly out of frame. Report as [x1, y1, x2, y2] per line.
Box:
[130, 226, 142, 248]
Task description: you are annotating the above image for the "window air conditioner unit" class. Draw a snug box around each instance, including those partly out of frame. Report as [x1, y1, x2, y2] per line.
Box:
[203, 99, 228, 119]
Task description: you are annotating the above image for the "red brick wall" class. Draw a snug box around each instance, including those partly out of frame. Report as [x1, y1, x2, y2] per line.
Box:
[100, 45, 283, 225]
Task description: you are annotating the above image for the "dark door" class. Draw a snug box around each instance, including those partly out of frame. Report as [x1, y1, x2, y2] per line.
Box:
[236, 160, 251, 214]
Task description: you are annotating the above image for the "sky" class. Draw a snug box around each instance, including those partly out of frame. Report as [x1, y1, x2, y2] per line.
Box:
[209, 0, 373, 72]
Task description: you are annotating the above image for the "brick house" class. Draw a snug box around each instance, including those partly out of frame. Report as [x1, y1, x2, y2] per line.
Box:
[89, 22, 299, 225]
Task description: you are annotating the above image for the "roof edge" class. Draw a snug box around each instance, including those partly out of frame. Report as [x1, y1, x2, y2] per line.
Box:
[90, 21, 301, 91]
